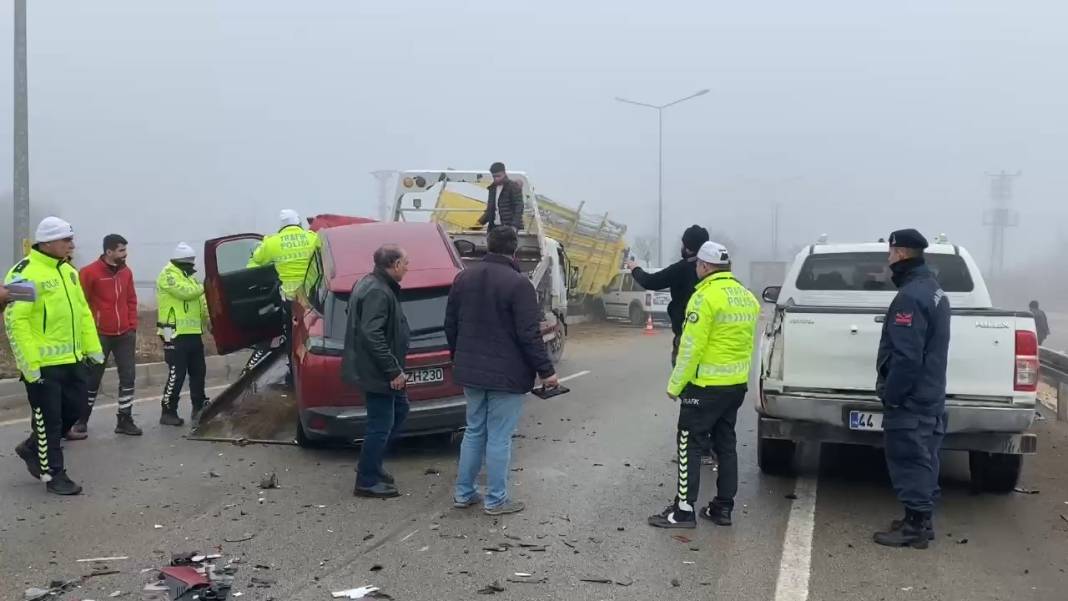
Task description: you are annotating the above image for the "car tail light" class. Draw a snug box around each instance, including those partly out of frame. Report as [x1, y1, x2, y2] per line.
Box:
[307, 336, 344, 356]
[1014, 330, 1039, 392]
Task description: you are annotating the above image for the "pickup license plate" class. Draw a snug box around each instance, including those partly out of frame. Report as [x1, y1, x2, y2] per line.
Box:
[408, 367, 445, 386]
[849, 411, 883, 432]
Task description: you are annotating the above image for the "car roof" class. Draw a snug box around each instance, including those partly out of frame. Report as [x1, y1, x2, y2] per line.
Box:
[323, 222, 461, 293]
[808, 242, 958, 255]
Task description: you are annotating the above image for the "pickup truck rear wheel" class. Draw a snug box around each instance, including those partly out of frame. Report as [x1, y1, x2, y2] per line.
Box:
[968, 451, 1022, 493]
[758, 437, 796, 475]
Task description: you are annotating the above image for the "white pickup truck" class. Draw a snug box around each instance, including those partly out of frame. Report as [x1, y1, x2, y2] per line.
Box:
[758, 241, 1039, 492]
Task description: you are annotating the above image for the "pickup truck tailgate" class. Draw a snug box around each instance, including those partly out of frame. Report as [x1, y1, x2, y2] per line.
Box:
[780, 308, 1018, 399]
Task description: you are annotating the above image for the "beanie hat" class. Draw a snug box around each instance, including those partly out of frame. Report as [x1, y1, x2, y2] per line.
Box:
[696, 241, 731, 266]
[682, 225, 710, 253]
[280, 209, 301, 228]
[172, 242, 196, 262]
[34, 216, 74, 244]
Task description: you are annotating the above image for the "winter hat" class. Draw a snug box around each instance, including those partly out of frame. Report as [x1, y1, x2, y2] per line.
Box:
[172, 242, 196, 262]
[697, 241, 731, 266]
[681, 225, 710, 253]
[280, 209, 301, 228]
[34, 216, 74, 243]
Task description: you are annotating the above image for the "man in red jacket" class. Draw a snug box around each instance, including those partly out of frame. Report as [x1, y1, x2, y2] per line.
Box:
[77, 234, 142, 436]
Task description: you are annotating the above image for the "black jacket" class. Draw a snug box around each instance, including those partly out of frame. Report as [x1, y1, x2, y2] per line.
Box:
[444, 254, 555, 393]
[631, 257, 700, 336]
[341, 269, 410, 394]
[876, 258, 951, 416]
[479, 179, 524, 230]
[1033, 308, 1050, 344]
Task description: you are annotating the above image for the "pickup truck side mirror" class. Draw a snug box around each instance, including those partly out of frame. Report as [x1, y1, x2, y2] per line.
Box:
[762, 286, 781, 304]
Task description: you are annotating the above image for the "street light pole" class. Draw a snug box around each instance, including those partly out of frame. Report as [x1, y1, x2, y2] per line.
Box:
[616, 88, 709, 266]
[13, 0, 29, 265]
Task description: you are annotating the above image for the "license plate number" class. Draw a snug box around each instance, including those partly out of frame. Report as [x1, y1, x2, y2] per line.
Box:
[408, 367, 445, 386]
[849, 411, 883, 432]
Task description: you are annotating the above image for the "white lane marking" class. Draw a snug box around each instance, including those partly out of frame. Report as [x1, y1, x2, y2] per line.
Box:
[774, 475, 819, 601]
[558, 370, 590, 383]
[0, 384, 232, 428]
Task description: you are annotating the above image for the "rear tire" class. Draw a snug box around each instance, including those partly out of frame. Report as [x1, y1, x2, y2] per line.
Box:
[629, 304, 646, 327]
[758, 437, 796, 475]
[295, 415, 324, 449]
[969, 451, 1022, 493]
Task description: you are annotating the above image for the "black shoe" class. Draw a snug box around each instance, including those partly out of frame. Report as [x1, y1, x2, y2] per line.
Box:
[647, 502, 697, 529]
[890, 515, 935, 541]
[379, 469, 395, 486]
[700, 501, 733, 527]
[46, 471, 83, 496]
[160, 411, 185, 427]
[874, 510, 930, 549]
[190, 408, 204, 426]
[354, 481, 400, 498]
[115, 413, 143, 436]
[65, 420, 89, 440]
[15, 440, 41, 480]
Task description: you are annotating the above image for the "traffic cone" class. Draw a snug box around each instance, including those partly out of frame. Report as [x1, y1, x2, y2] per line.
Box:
[643, 315, 656, 336]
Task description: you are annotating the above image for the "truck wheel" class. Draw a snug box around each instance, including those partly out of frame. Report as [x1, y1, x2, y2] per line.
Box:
[969, 451, 1022, 493]
[547, 330, 566, 364]
[758, 437, 796, 475]
[629, 304, 646, 327]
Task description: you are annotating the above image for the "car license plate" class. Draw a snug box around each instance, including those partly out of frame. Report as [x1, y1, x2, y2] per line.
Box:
[848, 410, 883, 432]
[654, 294, 670, 306]
[408, 367, 445, 386]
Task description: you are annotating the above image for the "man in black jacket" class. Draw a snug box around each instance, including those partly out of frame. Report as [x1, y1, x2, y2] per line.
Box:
[478, 162, 524, 231]
[446, 226, 558, 515]
[343, 245, 411, 499]
[625, 225, 710, 364]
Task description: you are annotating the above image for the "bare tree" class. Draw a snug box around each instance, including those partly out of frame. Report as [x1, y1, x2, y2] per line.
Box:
[632, 236, 656, 267]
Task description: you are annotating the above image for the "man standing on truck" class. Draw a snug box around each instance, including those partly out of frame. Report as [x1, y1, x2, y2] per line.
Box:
[477, 162, 524, 231]
[7, 217, 105, 495]
[156, 243, 211, 427]
[447, 226, 559, 516]
[873, 229, 951, 549]
[78, 234, 143, 437]
[344, 245, 411, 499]
[647, 241, 759, 530]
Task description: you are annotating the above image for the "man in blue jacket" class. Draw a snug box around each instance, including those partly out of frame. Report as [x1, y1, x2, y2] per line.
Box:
[873, 228, 951, 549]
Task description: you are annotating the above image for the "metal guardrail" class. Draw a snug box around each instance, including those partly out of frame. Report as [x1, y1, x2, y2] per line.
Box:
[1039, 347, 1068, 421]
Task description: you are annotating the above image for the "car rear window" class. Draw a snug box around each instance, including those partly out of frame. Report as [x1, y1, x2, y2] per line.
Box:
[795, 252, 974, 292]
[327, 287, 450, 351]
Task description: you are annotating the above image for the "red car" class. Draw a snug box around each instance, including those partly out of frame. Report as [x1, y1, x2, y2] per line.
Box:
[204, 221, 466, 446]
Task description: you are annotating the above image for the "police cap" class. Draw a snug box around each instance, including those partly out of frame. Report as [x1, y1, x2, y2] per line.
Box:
[888, 228, 928, 250]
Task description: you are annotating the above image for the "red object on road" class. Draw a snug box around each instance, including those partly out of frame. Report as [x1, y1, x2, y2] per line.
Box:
[643, 315, 656, 336]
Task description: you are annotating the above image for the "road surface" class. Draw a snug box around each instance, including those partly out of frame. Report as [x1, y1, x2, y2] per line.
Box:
[1, 324, 1066, 600]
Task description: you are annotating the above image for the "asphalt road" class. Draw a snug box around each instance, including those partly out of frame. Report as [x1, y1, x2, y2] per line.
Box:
[1, 324, 1066, 601]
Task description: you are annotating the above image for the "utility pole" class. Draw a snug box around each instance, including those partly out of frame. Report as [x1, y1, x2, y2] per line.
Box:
[13, 0, 30, 264]
[983, 170, 1022, 279]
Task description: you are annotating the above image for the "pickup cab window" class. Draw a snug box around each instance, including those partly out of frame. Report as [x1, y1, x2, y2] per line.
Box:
[796, 252, 974, 292]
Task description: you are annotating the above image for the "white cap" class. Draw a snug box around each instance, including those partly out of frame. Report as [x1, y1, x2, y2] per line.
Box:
[34, 216, 74, 243]
[696, 241, 731, 266]
[280, 209, 301, 227]
[172, 242, 196, 262]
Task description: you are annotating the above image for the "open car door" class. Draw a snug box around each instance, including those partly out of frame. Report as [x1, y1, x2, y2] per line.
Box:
[204, 234, 285, 355]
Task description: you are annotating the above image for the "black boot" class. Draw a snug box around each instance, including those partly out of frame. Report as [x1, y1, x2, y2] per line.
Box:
[874, 509, 930, 549]
[65, 419, 89, 440]
[700, 499, 734, 526]
[160, 409, 185, 427]
[647, 499, 697, 529]
[890, 514, 935, 540]
[14, 439, 41, 480]
[115, 413, 143, 436]
[46, 471, 83, 496]
[190, 400, 208, 426]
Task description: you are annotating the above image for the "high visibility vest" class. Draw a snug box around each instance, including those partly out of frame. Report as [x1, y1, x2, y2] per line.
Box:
[668, 271, 761, 394]
[247, 226, 321, 299]
[156, 262, 207, 336]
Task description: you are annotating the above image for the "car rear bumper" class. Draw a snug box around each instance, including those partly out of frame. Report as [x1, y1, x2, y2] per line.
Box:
[759, 392, 1038, 454]
[301, 395, 468, 442]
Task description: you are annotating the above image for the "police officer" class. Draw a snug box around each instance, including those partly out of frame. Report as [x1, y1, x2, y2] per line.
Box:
[873, 228, 950, 549]
[243, 210, 321, 374]
[647, 241, 760, 529]
[157, 243, 210, 426]
[7, 217, 104, 495]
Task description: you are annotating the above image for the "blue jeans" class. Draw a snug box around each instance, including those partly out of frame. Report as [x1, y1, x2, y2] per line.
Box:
[454, 387, 525, 509]
[356, 391, 410, 488]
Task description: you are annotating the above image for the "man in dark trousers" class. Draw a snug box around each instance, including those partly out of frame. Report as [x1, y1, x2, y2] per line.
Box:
[79, 234, 143, 437]
[477, 162, 524, 231]
[344, 245, 411, 499]
[873, 229, 951, 549]
[1030, 300, 1050, 346]
[447, 226, 558, 516]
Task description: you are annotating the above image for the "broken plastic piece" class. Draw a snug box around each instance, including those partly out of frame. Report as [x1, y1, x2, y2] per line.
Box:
[332, 585, 380, 599]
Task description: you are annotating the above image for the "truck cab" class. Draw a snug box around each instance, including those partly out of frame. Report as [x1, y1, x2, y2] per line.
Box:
[758, 240, 1039, 491]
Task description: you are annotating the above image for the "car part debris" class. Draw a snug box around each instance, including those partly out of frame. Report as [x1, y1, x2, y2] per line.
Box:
[224, 533, 255, 543]
[477, 581, 506, 594]
[424, 467, 441, 475]
[332, 585, 380, 599]
[259, 472, 279, 489]
[671, 534, 692, 544]
[579, 577, 613, 584]
[1013, 487, 1040, 495]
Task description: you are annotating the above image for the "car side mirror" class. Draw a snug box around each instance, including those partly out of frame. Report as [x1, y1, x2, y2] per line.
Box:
[762, 286, 781, 304]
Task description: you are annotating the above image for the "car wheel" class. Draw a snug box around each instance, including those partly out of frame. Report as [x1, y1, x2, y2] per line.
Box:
[969, 451, 1022, 493]
[547, 327, 566, 364]
[629, 303, 646, 327]
[758, 437, 796, 475]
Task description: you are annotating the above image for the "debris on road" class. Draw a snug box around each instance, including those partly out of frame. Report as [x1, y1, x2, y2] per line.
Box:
[785, 493, 799, 500]
[76, 556, 129, 563]
[259, 471, 279, 489]
[957, 538, 969, 545]
[332, 585, 383, 599]
[477, 581, 506, 594]
[671, 578, 681, 587]
[370, 564, 383, 572]
[671, 534, 692, 544]
[224, 533, 256, 543]
[579, 577, 613, 584]
[1013, 487, 1040, 495]
[424, 467, 441, 475]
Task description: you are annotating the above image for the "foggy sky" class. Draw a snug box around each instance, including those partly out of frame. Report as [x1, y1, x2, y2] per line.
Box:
[1, 0, 1066, 283]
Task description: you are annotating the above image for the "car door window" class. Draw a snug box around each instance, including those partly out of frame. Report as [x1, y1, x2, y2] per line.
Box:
[216, 238, 261, 275]
[622, 274, 635, 293]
